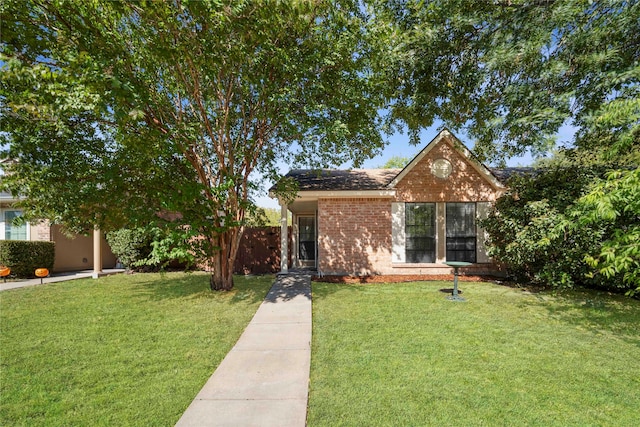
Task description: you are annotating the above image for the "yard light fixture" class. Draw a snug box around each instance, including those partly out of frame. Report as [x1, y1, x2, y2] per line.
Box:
[0, 266, 10, 283]
[35, 268, 49, 284]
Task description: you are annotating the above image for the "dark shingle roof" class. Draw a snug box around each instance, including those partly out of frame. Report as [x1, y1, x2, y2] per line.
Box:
[489, 167, 536, 182]
[277, 167, 536, 192]
[284, 169, 400, 191]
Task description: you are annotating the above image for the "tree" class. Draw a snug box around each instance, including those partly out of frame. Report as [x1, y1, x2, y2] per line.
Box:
[377, 155, 410, 168]
[481, 166, 607, 289]
[380, 0, 639, 163]
[1, 0, 392, 290]
[244, 207, 285, 227]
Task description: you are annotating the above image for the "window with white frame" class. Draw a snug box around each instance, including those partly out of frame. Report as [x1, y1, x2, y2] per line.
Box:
[2, 210, 28, 240]
[446, 203, 476, 263]
[405, 203, 436, 263]
[393, 201, 486, 264]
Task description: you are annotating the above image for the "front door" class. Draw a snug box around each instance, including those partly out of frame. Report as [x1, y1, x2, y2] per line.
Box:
[297, 215, 316, 268]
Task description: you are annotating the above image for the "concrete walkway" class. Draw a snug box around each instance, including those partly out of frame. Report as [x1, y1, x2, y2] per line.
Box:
[176, 273, 312, 427]
[0, 269, 126, 291]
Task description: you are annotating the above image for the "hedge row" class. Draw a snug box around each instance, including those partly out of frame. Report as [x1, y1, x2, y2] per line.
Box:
[0, 241, 55, 278]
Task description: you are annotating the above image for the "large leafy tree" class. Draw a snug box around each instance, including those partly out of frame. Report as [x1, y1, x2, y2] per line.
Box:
[1, 0, 391, 290]
[380, 0, 639, 162]
[481, 166, 639, 295]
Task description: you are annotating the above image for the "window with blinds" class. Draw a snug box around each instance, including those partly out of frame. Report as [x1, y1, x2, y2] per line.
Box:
[405, 203, 436, 263]
[446, 203, 476, 262]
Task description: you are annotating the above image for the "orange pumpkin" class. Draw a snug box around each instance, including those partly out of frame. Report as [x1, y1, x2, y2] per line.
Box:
[35, 268, 49, 278]
[0, 267, 10, 277]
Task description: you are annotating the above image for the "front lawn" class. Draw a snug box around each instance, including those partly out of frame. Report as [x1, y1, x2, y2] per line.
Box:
[309, 281, 640, 426]
[0, 272, 273, 426]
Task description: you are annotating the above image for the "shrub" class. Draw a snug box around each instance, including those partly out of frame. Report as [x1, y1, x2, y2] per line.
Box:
[141, 227, 195, 270]
[106, 227, 194, 272]
[482, 166, 639, 295]
[577, 169, 640, 296]
[106, 228, 154, 270]
[0, 240, 55, 278]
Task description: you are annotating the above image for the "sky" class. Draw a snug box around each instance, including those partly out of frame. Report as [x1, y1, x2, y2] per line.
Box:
[254, 121, 577, 209]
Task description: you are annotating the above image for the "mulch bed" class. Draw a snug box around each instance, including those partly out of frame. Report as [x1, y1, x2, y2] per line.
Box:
[312, 274, 501, 284]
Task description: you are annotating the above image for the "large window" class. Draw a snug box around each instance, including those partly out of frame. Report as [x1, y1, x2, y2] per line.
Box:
[405, 203, 436, 263]
[446, 203, 476, 262]
[3, 210, 28, 240]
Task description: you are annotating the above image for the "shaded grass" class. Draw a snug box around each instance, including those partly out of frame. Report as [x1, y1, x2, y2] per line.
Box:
[0, 272, 273, 426]
[309, 281, 640, 426]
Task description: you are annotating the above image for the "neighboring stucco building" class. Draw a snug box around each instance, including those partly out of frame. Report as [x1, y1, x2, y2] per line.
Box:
[272, 129, 519, 276]
[0, 191, 116, 272]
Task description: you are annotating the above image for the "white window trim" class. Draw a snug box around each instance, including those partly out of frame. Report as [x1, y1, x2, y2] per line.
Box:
[436, 203, 446, 263]
[392, 202, 492, 265]
[0, 209, 30, 241]
[391, 202, 405, 263]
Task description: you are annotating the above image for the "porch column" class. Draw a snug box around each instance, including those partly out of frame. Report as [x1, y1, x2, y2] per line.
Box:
[92, 227, 103, 279]
[280, 200, 288, 273]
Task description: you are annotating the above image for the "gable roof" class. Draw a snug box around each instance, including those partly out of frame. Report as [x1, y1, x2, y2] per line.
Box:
[387, 129, 505, 190]
[274, 130, 533, 195]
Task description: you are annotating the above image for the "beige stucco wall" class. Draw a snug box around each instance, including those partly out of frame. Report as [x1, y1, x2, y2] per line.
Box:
[0, 201, 116, 272]
[29, 221, 51, 241]
[51, 225, 116, 272]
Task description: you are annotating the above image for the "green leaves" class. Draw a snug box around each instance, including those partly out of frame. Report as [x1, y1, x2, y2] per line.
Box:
[380, 0, 640, 162]
[482, 166, 639, 296]
[2, 0, 392, 288]
[576, 168, 640, 295]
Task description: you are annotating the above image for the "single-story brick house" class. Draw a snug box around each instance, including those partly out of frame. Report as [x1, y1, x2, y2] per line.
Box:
[271, 129, 524, 276]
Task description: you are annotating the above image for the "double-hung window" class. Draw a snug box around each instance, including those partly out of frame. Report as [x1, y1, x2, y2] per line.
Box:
[446, 203, 476, 263]
[405, 203, 436, 263]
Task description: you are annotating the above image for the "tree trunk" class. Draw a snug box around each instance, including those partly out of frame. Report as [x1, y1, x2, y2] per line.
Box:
[210, 265, 233, 291]
[209, 226, 243, 291]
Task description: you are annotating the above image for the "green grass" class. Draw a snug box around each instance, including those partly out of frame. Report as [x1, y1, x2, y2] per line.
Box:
[309, 281, 640, 426]
[0, 272, 273, 426]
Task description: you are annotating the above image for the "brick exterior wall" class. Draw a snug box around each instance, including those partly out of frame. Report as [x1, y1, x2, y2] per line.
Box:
[317, 197, 497, 276]
[394, 140, 500, 203]
[318, 198, 392, 275]
[314, 136, 504, 276]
